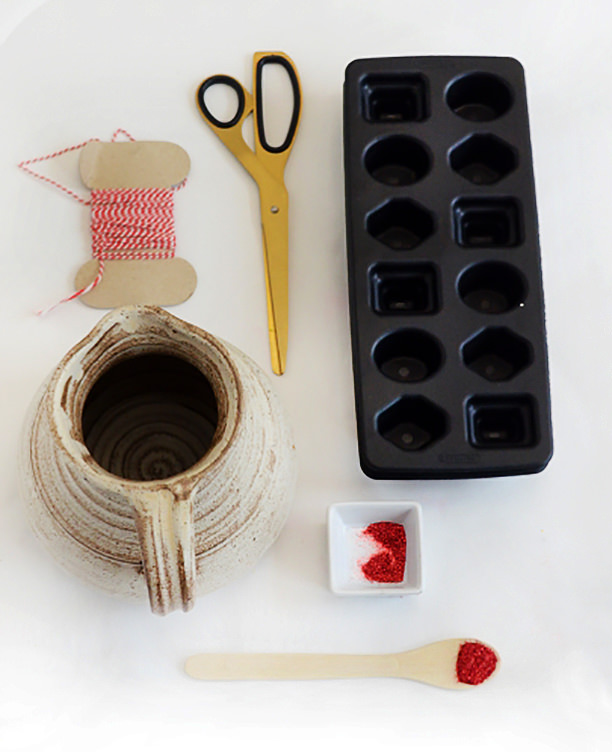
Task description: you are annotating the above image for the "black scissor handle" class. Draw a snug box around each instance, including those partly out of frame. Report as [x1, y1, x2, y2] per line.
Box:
[197, 75, 246, 129]
[255, 54, 301, 154]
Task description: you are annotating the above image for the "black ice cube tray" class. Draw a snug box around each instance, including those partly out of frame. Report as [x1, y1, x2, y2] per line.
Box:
[343, 56, 553, 479]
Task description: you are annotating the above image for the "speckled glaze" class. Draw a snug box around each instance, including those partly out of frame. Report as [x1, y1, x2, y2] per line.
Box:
[21, 306, 296, 615]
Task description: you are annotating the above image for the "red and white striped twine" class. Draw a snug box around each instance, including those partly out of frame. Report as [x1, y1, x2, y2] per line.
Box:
[18, 130, 185, 315]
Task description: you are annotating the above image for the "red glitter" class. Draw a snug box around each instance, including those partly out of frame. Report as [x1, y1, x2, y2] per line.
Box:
[360, 521, 406, 583]
[455, 641, 498, 685]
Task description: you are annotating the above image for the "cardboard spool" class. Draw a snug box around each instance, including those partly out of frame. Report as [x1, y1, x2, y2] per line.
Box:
[74, 141, 196, 308]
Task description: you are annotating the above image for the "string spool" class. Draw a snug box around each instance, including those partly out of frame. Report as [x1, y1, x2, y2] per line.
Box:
[18, 130, 196, 313]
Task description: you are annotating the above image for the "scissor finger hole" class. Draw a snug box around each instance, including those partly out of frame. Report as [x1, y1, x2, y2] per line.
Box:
[256, 56, 301, 153]
[259, 63, 297, 150]
[198, 76, 245, 128]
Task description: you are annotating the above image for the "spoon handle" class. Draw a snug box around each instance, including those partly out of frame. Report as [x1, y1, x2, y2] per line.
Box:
[185, 651, 401, 681]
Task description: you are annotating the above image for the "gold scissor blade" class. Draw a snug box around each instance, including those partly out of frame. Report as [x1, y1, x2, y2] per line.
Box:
[259, 186, 289, 375]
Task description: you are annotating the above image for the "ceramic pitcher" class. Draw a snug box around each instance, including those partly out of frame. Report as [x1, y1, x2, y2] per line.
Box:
[21, 306, 296, 615]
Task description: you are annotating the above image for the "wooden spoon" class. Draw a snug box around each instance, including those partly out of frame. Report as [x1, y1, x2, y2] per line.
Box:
[185, 638, 499, 689]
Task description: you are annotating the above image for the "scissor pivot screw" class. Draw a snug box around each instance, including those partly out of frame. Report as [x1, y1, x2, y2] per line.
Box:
[270, 205, 280, 214]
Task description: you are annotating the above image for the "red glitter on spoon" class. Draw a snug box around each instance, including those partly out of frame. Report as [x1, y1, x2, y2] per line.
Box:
[455, 641, 498, 685]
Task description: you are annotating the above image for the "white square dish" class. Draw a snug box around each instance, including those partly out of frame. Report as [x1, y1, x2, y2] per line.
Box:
[327, 501, 422, 596]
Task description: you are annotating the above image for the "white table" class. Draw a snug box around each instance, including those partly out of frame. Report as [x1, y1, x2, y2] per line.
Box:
[1, 1, 611, 749]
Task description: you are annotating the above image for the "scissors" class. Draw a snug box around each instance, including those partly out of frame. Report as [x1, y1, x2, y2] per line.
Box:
[196, 52, 302, 375]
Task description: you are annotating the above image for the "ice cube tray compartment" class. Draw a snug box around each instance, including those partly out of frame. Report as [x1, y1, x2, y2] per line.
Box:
[343, 56, 552, 479]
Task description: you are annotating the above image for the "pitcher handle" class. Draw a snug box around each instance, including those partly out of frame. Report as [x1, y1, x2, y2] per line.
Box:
[131, 488, 195, 615]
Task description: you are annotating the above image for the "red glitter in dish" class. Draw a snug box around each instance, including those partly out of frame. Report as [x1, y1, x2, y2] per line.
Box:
[360, 521, 406, 583]
[455, 641, 498, 685]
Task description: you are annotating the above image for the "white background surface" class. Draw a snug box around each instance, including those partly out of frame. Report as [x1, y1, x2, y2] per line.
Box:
[1, 0, 611, 749]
